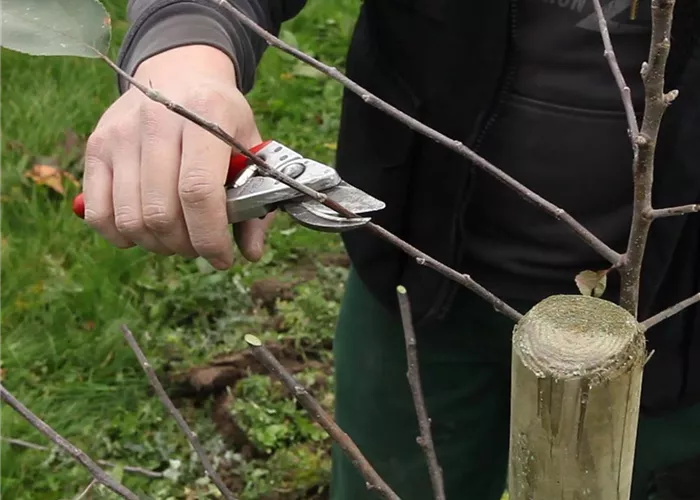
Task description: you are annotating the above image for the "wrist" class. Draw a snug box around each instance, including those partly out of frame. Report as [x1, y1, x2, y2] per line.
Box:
[132, 44, 238, 88]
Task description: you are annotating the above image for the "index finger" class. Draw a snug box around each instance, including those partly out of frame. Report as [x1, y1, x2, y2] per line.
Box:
[178, 118, 234, 269]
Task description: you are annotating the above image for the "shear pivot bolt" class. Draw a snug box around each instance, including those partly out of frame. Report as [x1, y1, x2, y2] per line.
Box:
[280, 162, 306, 178]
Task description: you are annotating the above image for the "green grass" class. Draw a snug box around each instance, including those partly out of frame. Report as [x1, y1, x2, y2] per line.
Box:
[1, 1, 360, 498]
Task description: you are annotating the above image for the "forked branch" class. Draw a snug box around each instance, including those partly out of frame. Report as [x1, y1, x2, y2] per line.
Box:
[593, 0, 694, 325]
[0, 385, 140, 500]
[614, 0, 679, 317]
[243, 334, 402, 500]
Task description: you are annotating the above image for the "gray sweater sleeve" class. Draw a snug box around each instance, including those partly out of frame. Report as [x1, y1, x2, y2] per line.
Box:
[116, 0, 307, 94]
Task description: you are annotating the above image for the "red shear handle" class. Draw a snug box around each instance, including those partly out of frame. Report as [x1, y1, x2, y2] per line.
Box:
[71, 140, 271, 219]
[226, 139, 271, 184]
[73, 193, 86, 218]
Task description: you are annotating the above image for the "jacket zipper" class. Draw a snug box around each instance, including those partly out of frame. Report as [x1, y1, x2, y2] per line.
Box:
[471, 3, 519, 152]
[433, 0, 521, 321]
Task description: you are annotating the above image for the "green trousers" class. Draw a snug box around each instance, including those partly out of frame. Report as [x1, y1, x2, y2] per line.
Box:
[329, 269, 700, 500]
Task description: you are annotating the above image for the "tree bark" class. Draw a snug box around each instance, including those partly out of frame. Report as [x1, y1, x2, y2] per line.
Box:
[508, 295, 646, 500]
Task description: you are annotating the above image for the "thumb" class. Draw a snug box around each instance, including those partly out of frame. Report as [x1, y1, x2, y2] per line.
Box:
[233, 212, 276, 262]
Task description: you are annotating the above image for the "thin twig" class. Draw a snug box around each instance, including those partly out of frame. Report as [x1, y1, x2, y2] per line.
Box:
[650, 204, 700, 218]
[215, 2, 622, 267]
[396, 286, 446, 500]
[2, 437, 164, 478]
[640, 292, 700, 331]
[119, 325, 238, 500]
[370, 224, 523, 321]
[617, 0, 678, 317]
[243, 334, 402, 500]
[0, 385, 140, 500]
[93, 48, 522, 323]
[591, 0, 641, 142]
[74, 479, 98, 500]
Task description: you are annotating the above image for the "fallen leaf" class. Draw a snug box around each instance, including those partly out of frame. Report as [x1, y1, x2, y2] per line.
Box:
[24, 162, 79, 195]
[575, 269, 609, 298]
[324, 142, 337, 151]
[280, 72, 295, 80]
[0, 368, 6, 381]
[6, 139, 28, 154]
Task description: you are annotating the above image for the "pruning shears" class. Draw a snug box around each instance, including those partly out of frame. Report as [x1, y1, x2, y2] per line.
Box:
[72, 140, 385, 232]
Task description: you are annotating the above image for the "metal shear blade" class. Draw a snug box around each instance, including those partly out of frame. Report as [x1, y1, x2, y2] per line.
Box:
[225, 157, 340, 224]
[224, 139, 386, 233]
[283, 181, 386, 232]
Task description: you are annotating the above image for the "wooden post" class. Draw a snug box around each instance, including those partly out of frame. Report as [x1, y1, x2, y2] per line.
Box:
[508, 294, 646, 500]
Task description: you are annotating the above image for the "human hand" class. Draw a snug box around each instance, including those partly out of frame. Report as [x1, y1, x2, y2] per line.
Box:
[82, 44, 274, 269]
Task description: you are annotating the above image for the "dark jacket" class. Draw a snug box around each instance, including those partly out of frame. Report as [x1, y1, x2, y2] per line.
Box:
[118, 0, 700, 415]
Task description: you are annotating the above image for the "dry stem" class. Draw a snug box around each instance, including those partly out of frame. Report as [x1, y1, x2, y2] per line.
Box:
[640, 292, 700, 331]
[2, 437, 164, 478]
[0, 385, 140, 500]
[74, 479, 98, 500]
[591, 0, 641, 143]
[396, 286, 446, 500]
[243, 334, 402, 500]
[120, 325, 238, 500]
[650, 204, 700, 218]
[617, 0, 678, 317]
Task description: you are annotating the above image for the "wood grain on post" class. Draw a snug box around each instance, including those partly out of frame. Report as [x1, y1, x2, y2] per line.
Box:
[508, 295, 646, 500]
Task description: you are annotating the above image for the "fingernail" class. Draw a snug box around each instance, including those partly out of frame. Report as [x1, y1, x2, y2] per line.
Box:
[211, 256, 232, 270]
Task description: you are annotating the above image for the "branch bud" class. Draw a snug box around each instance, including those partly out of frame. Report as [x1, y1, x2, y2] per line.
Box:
[663, 89, 679, 105]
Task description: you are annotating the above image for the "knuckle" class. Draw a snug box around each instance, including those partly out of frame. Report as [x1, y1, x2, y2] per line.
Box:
[84, 130, 108, 164]
[142, 204, 175, 233]
[114, 209, 145, 236]
[84, 208, 112, 231]
[110, 119, 136, 143]
[191, 237, 224, 259]
[179, 172, 218, 205]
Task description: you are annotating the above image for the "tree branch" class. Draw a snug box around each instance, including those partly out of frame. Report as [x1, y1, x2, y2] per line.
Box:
[119, 325, 238, 500]
[243, 334, 402, 500]
[396, 286, 445, 500]
[370, 224, 523, 322]
[649, 204, 700, 219]
[2, 437, 165, 478]
[605, 0, 678, 317]
[640, 292, 700, 331]
[591, 0, 641, 143]
[215, 2, 622, 267]
[0, 385, 140, 500]
[94, 50, 523, 323]
[74, 479, 98, 500]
